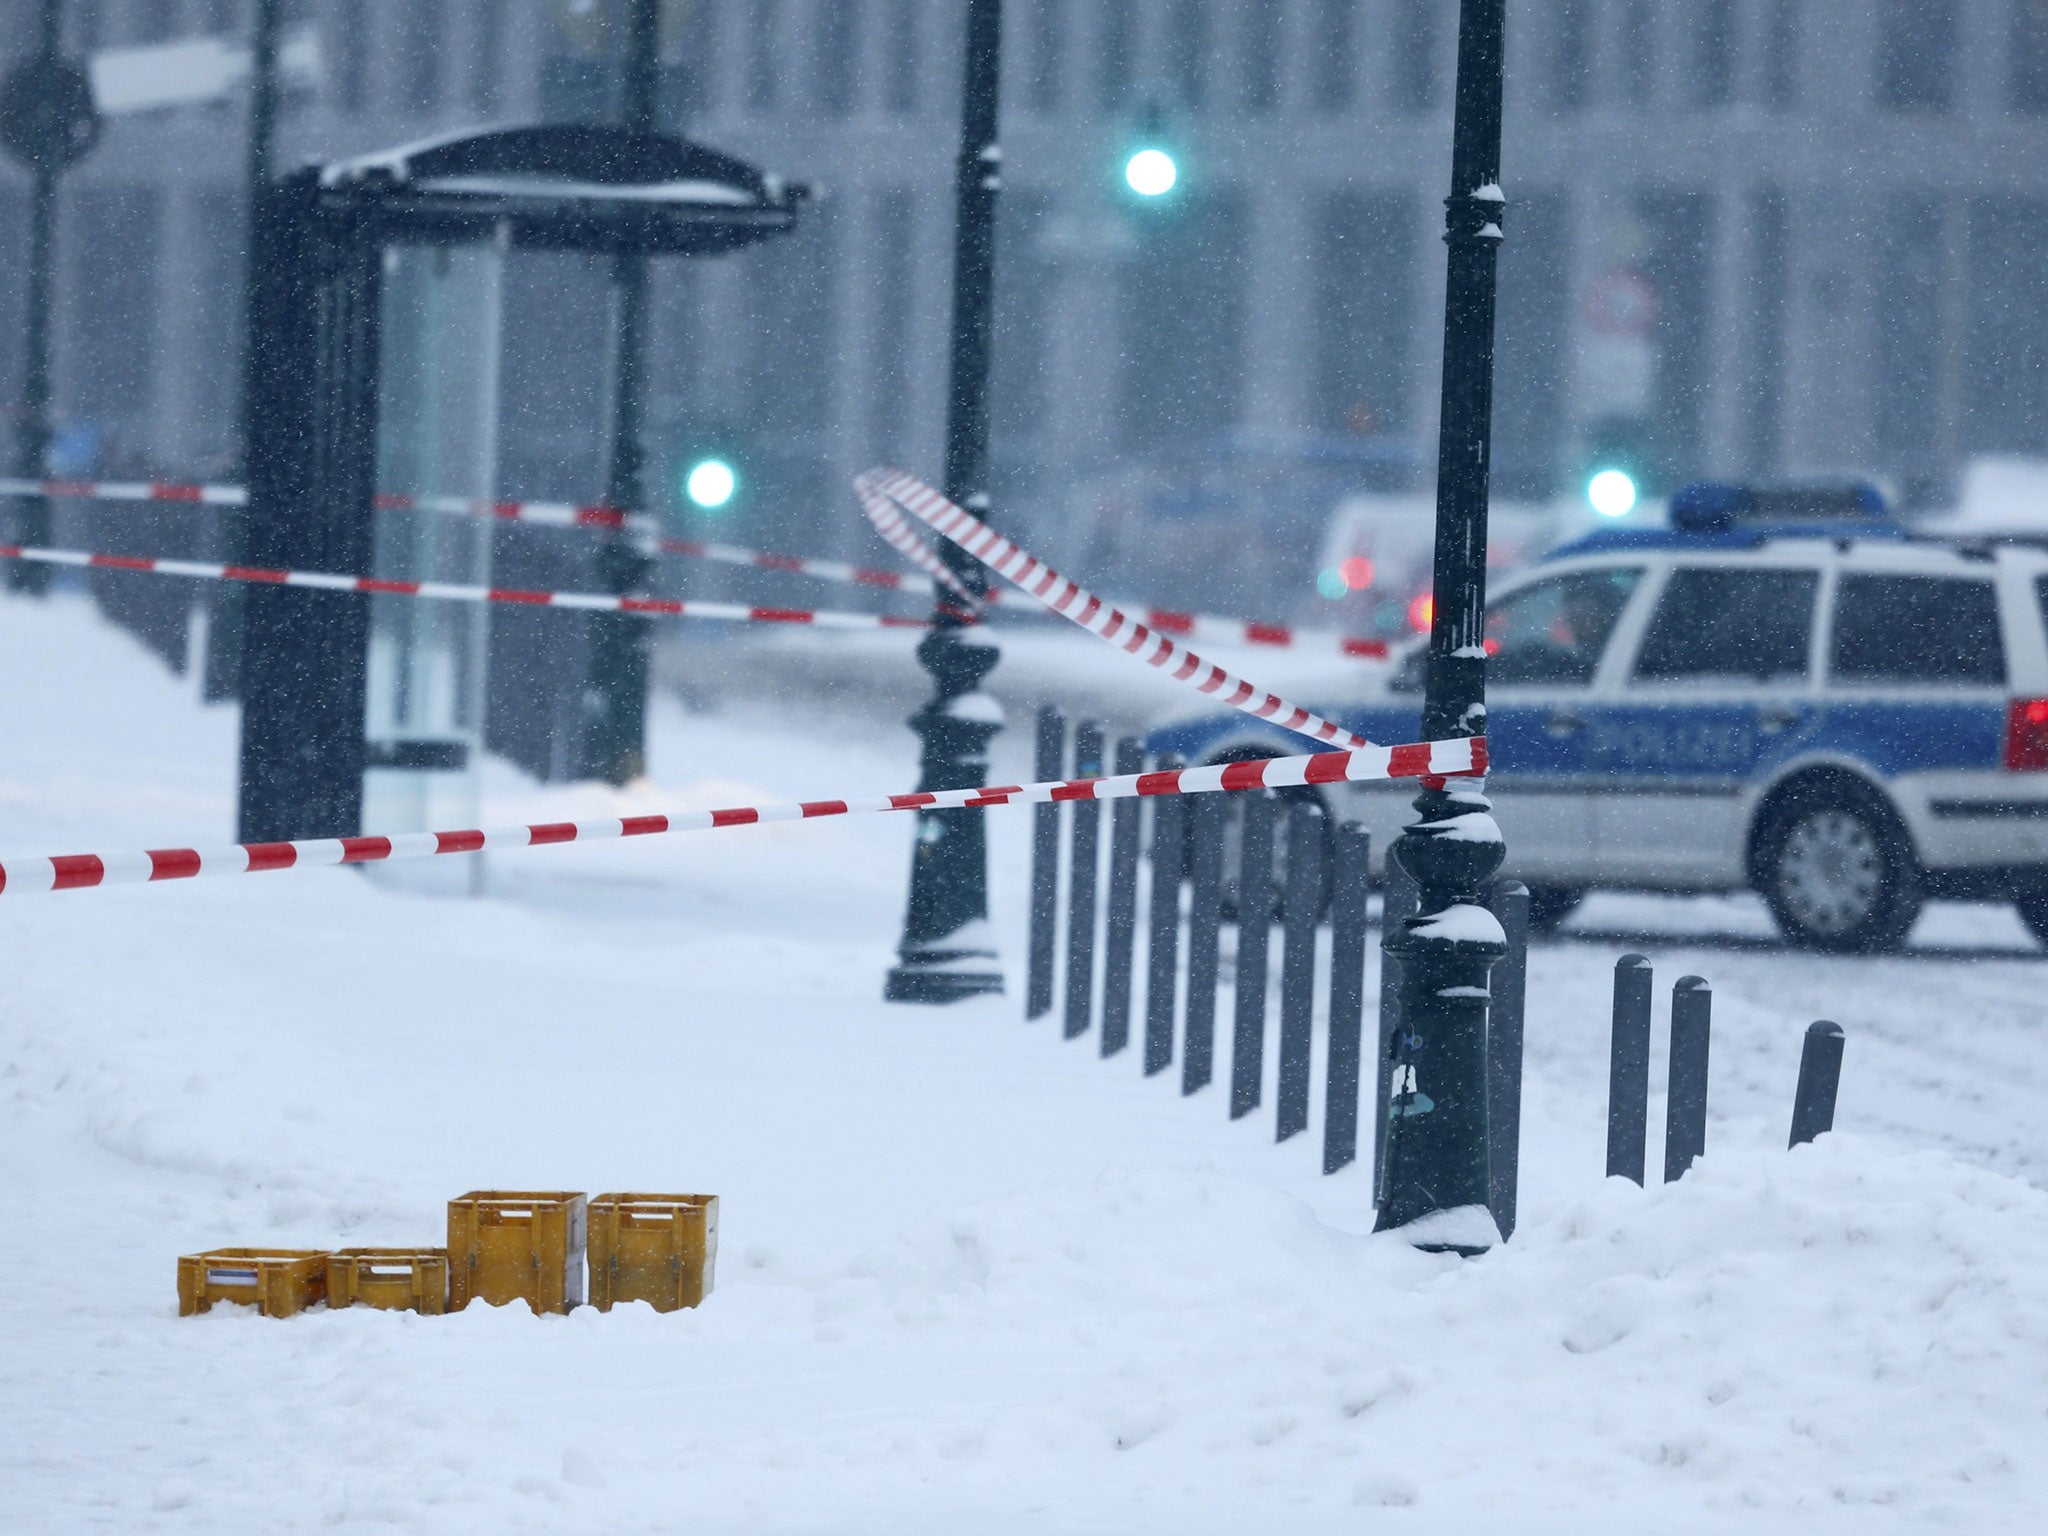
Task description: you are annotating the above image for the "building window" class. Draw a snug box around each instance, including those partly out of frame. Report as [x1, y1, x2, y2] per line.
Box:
[1098, 0, 1136, 114]
[1167, 0, 1210, 111]
[748, 0, 782, 112]
[817, 0, 860, 117]
[1764, 0, 1799, 107]
[1550, 0, 1593, 112]
[1878, 0, 1958, 112]
[1393, 0, 1441, 115]
[1621, 0, 1655, 104]
[1026, 0, 1065, 112]
[399, 0, 444, 116]
[1243, 4, 1282, 115]
[334, 0, 369, 115]
[1692, 0, 1736, 108]
[1310, 0, 1357, 114]
[137, 0, 178, 44]
[884, 0, 917, 114]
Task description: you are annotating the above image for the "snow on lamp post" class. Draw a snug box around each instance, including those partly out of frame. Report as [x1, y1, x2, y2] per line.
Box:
[1374, 0, 1512, 1253]
[885, 0, 1007, 1004]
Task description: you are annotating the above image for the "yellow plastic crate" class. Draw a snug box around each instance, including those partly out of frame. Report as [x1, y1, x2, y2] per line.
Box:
[589, 1193, 719, 1313]
[177, 1248, 328, 1317]
[326, 1248, 450, 1314]
[447, 1191, 587, 1314]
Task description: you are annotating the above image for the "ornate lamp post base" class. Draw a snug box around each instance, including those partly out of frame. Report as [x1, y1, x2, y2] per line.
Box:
[885, 625, 1006, 1004]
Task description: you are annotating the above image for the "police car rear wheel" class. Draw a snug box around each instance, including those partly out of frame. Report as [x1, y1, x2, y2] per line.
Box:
[1758, 792, 1921, 952]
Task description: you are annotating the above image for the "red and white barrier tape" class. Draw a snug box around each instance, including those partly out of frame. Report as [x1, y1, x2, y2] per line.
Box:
[0, 542, 930, 632]
[3, 476, 1392, 658]
[0, 736, 1484, 898]
[856, 468, 1377, 751]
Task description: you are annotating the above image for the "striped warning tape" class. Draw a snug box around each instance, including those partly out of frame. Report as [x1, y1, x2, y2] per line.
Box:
[0, 736, 1485, 897]
[2, 476, 1393, 658]
[0, 542, 931, 631]
[856, 468, 1379, 751]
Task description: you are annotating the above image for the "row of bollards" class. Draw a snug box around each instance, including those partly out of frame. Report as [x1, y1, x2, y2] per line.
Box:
[1605, 954, 1847, 1186]
[1024, 708, 1528, 1201]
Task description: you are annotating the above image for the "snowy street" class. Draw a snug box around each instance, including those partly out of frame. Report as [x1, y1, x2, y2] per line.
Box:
[4, 592, 2047, 1533]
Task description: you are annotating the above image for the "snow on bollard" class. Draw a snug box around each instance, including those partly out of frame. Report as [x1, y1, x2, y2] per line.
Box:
[1789, 1020, 1846, 1149]
[1607, 954, 1654, 1185]
[1663, 977, 1713, 1183]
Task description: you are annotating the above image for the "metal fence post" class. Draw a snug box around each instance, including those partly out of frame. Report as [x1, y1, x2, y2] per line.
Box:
[1664, 975, 1712, 1182]
[1099, 736, 1144, 1057]
[1182, 791, 1225, 1095]
[1276, 804, 1324, 1142]
[1142, 759, 1186, 1077]
[1229, 791, 1279, 1119]
[1373, 850, 1420, 1195]
[1487, 879, 1529, 1238]
[1323, 822, 1372, 1174]
[1025, 705, 1065, 1020]
[1061, 720, 1105, 1041]
[1606, 953, 1653, 1185]
[1789, 1019, 1845, 1148]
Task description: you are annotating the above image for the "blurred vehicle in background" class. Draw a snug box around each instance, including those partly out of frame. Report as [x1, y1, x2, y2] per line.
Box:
[1152, 482, 2048, 953]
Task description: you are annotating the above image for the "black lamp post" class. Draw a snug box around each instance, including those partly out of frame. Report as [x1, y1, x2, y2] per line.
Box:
[2, 0, 97, 596]
[583, 0, 663, 785]
[1374, 0, 1511, 1251]
[884, 0, 1006, 1004]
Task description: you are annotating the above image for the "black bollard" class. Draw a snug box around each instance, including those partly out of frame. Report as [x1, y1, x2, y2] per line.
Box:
[1061, 721, 1105, 1041]
[1025, 706, 1065, 1020]
[1606, 953, 1653, 1185]
[1099, 736, 1144, 1058]
[1142, 759, 1187, 1077]
[1182, 791, 1225, 1095]
[1323, 821, 1372, 1174]
[1229, 791, 1279, 1119]
[1789, 1020, 1845, 1148]
[1663, 975, 1712, 1183]
[1276, 803, 1324, 1142]
[1486, 879, 1529, 1238]
[1373, 851, 1420, 1197]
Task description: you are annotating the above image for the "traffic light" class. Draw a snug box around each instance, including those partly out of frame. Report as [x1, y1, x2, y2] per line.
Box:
[1119, 104, 1181, 203]
[1581, 416, 1654, 519]
[682, 455, 737, 512]
[662, 420, 751, 522]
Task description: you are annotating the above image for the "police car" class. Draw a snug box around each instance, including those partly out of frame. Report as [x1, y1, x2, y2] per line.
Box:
[1148, 484, 2048, 952]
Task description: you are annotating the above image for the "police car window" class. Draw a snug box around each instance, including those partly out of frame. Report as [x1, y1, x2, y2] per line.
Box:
[1484, 567, 1642, 687]
[1829, 575, 2005, 686]
[1634, 567, 1818, 683]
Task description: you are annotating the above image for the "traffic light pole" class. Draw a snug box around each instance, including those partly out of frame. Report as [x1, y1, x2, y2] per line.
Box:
[5, 0, 67, 597]
[884, 0, 1006, 1004]
[583, 0, 662, 785]
[1374, 0, 1511, 1252]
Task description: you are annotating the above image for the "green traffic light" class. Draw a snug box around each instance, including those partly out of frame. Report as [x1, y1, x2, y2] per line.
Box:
[1587, 468, 1638, 518]
[1124, 147, 1178, 198]
[684, 457, 737, 511]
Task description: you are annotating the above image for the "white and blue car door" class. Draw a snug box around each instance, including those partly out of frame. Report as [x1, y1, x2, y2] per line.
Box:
[1591, 561, 1823, 887]
[1481, 564, 1648, 882]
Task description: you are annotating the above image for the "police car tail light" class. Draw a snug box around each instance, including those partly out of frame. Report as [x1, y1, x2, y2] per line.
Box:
[2004, 699, 2048, 771]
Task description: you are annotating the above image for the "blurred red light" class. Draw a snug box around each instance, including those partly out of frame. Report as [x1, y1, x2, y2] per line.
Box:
[2006, 698, 2048, 770]
[1408, 592, 1434, 632]
[1338, 555, 1375, 590]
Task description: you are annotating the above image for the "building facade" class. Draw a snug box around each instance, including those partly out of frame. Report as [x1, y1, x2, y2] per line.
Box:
[6, 0, 2048, 619]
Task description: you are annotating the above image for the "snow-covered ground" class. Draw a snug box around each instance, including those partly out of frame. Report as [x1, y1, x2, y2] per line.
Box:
[4, 589, 2048, 1534]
